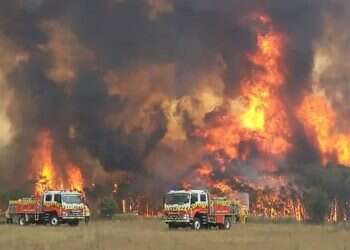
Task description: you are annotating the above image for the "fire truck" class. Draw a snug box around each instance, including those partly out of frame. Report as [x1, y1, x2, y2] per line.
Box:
[162, 189, 241, 230]
[6, 190, 85, 226]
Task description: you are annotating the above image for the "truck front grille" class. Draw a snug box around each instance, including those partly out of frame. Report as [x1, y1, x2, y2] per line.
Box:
[67, 210, 83, 217]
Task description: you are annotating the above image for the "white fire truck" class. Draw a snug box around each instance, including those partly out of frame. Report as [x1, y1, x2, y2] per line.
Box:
[6, 190, 85, 226]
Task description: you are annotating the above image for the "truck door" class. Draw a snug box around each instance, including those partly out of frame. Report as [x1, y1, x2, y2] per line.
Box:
[190, 193, 199, 208]
[199, 193, 208, 210]
[44, 194, 53, 203]
[43, 193, 53, 211]
[209, 195, 215, 215]
[54, 194, 62, 204]
[54, 194, 62, 217]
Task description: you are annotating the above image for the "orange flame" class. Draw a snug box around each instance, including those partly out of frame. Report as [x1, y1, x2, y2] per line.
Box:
[187, 15, 306, 221]
[212, 181, 233, 194]
[66, 163, 84, 191]
[31, 131, 84, 194]
[296, 94, 350, 166]
[251, 190, 305, 221]
[196, 164, 213, 177]
[196, 16, 291, 166]
[240, 29, 290, 155]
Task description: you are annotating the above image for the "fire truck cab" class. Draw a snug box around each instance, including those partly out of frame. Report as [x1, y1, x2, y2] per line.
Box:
[7, 190, 85, 226]
[163, 189, 239, 230]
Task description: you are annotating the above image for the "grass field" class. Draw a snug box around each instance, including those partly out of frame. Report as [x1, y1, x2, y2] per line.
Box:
[1, 218, 350, 250]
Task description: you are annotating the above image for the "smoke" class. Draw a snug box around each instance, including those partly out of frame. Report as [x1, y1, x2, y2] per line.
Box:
[0, 69, 13, 148]
[313, 2, 350, 124]
[0, 0, 348, 200]
[0, 31, 29, 181]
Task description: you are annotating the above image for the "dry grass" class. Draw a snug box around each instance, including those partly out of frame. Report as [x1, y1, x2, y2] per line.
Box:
[1, 218, 350, 250]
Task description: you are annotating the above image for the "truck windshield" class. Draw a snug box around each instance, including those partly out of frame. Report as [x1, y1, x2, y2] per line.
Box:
[62, 195, 82, 204]
[165, 193, 190, 205]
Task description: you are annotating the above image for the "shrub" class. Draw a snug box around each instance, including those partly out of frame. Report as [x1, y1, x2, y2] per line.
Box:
[99, 197, 118, 218]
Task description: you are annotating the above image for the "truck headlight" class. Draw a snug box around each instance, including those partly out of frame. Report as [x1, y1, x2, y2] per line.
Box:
[62, 211, 68, 216]
[183, 214, 189, 219]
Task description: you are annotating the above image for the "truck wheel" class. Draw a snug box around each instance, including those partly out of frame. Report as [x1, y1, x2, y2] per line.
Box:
[68, 220, 79, 227]
[192, 218, 201, 230]
[220, 217, 231, 230]
[50, 216, 59, 226]
[168, 223, 177, 230]
[18, 216, 26, 226]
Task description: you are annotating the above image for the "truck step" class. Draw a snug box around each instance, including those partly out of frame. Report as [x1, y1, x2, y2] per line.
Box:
[200, 216, 208, 224]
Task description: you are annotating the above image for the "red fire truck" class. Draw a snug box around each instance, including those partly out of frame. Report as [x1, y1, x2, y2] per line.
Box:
[162, 189, 240, 230]
[6, 190, 85, 226]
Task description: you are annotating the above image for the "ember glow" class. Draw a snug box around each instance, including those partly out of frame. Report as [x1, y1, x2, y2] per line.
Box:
[31, 131, 84, 194]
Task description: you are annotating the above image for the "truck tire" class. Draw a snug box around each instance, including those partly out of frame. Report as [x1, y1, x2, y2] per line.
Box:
[199, 215, 209, 229]
[192, 218, 201, 230]
[50, 215, 59, 226]
[18, 215, 26, 226]
[168, 223, 177, 230]
[68, 220, 79, 227]
[219, 217, 231, 230]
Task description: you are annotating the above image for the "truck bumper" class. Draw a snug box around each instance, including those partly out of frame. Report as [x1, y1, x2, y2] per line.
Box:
[162, 217, 191, 223]
[62, 216, 85, 220]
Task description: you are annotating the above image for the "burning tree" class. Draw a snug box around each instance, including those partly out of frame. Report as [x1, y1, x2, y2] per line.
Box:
[29, 131, 84, 195]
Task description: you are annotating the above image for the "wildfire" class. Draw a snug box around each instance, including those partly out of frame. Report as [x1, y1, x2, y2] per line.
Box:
[66, 163, 84, 191]
[31, 131, 84, 194]
[189, 15, 303, 221]
[183, 163, 306, 221]
[196, 164, 213, 177]
[196, 16, 291, 166]
[296, 94, 350, 166]
[239, 22, 291, 156]
[212, 181, 233, 194]
[251, 190, 305, 221]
